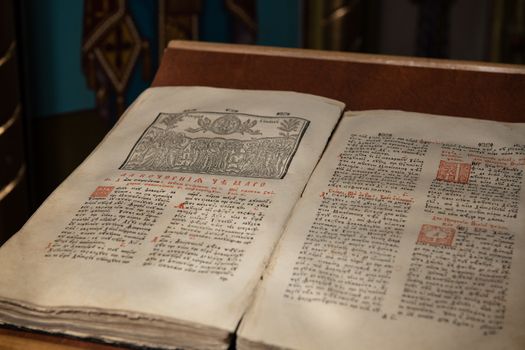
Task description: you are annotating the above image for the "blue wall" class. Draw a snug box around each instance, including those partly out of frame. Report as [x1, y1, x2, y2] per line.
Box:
[126, 0, 159, 107]
[23, 0, 302, 118]
[200, 0, 302, 47]
[201, 0, 231, 42]
[23, 0, 158, 118]
[24, 0, 95, 118]
[257, 0, 301, 47]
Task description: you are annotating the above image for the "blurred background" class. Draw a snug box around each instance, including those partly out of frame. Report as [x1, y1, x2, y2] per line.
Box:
[1, 0, 524, 243]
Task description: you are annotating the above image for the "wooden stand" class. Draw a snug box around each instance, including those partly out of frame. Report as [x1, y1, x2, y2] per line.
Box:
[1, 41, 524, 349]
[153, 41, 525, 123]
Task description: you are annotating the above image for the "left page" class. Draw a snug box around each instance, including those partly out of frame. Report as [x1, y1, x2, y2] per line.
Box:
[0, 86, 344, 348]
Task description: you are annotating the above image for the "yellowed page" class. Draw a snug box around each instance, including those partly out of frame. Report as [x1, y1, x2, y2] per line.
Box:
[0, 87, 343, 338]
[238, 110, 525, 350]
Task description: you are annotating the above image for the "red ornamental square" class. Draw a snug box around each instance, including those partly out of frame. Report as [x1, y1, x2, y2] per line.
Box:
[436, 160, 471, 184]
[457, 163, 472, 184]
[90, 186, 114, 198]
[417, 224, 455, 247]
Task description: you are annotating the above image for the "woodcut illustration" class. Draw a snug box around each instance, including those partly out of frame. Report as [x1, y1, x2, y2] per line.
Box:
[120, 111, 309, 179]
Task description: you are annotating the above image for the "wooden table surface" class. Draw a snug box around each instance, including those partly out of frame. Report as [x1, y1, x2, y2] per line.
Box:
[0, 327, 128, 350]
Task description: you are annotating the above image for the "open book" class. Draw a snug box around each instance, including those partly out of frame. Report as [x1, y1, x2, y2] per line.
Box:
[0, 87, 523, 350]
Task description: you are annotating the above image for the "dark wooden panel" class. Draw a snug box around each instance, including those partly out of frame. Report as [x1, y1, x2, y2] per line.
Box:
[0, 52, 19, 127]
[0, 0, 15, 55]
[0, 114, 24, 190]
[0, 170, 28, 245]
[31, 109, 110, 206]
[153, 42, 525, 122]
[0, 0, 26, 246]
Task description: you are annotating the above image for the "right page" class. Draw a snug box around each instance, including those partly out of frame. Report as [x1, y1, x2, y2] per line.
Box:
[238, 110, 525, 350]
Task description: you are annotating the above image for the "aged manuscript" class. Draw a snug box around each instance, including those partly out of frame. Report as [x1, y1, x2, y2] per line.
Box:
[0, 88, 524, 350]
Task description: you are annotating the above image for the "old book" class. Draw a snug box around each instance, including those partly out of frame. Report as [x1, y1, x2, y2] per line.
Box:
[0, 87, 524, 350]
